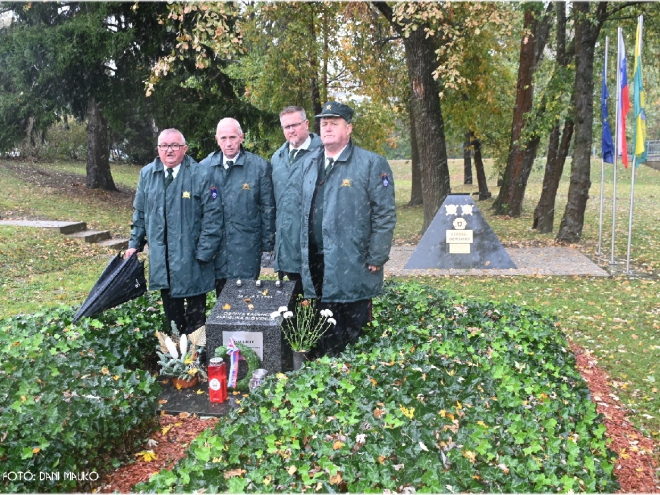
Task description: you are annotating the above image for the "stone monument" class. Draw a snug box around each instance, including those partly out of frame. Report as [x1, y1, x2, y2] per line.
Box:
[206, 279, 296, 374]
[405, 193, 516, 269]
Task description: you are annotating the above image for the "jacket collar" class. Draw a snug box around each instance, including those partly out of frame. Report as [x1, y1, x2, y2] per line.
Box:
[150, 155, 192, 173]
[209, 147, 246, 168]
[277, 133, 322, 159]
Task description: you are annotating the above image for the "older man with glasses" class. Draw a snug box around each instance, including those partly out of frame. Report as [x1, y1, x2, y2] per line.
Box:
[270, 106, 322, 296]
[126, 128, 222, 334]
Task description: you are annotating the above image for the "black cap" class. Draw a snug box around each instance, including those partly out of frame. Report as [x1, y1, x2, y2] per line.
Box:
[315, 101, 354, 123]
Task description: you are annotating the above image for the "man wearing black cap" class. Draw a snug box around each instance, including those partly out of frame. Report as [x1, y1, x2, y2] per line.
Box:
[300, 101, 396, 357]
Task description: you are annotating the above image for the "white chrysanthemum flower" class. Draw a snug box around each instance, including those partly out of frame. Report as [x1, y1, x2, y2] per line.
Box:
[278, 306, 288, 314]
[283, 311, 294, 319]
[321, 309, 334, 318]
[270, 310, 281, 319]
[327, 318, 337, 325]
[165, 336, 179, 359]
[179, 334, 188, 358]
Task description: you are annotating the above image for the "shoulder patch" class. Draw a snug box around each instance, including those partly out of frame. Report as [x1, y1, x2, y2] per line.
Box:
[380, 173, 389, 187]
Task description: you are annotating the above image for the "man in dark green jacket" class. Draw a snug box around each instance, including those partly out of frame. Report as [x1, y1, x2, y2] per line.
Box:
[301, 101, 396, 357]
[271, 106, 322, 295]
[201, 118, 276, 296]
[126, 128, 222, 334]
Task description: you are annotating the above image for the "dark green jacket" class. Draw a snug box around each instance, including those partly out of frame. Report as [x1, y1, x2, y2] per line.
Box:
[300, 141, 396, 302]
[200, 148, 276, 279]
[271, 133, 322, 273]
[128, 155, 222, 297]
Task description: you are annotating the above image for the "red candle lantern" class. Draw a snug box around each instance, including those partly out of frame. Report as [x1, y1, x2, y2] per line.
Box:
[208, 358, 227, 403]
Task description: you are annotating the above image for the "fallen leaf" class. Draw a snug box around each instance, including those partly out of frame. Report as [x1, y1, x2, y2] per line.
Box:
[329, 474, 342, 485]
[418, 441, 429, 452]
[374, 408, 385, 419]
[224, 468, 246, 479]
[288, 465, 297, 475]
[332, 441, 344, 450]
[378, 455, 387, 464]
[222, 303, 231, 310]
[135, 450, 157, 462]
[158, 399, 168, 405]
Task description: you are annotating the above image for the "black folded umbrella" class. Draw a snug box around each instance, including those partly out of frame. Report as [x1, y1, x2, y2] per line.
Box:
[73, 251, 147, 323]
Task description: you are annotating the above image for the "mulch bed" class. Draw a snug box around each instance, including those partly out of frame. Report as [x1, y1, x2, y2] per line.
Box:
[97, 346, 659, 493]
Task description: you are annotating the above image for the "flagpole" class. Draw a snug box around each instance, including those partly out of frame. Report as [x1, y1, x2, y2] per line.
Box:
[610, 28, 621, 265]
[625, 155, 636, 274]
[597, 36, 609, 257]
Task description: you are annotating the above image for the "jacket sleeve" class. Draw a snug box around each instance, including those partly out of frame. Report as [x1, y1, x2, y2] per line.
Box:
[129, 170, 148, 251]
[196, 166, 223, 263]
[366, 155, 396, 267]
[260, 159, 276, 251]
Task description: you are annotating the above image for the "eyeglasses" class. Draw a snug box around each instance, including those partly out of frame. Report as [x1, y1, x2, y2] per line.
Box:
[281, 121, 305, 131]
[157, 143, 185, 151]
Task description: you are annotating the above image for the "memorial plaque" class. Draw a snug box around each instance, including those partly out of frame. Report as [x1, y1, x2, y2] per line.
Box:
[405, 194, 516, 269]
[206, 280, 296, 373]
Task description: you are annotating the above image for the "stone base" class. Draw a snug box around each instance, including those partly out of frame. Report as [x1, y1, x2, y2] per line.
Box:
[156, 377, 241, 417]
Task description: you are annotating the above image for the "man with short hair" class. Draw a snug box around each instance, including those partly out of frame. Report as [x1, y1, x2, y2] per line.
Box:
[271, 106, 322, 294]
[201, 118, 276, 296]
[126, 128, 222, 334]
[300, 101, 396, 357]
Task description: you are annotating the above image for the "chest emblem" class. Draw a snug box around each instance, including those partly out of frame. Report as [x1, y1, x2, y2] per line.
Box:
[182, 191, 191, 199]
[242, 183, 251, 190]
[341, 179, 352, 187]
[210, 186, 218, 199]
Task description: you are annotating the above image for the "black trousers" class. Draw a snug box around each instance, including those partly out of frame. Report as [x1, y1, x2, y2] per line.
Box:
[312, 299, 372, 358]
[279, 271, 304, 303]
[307, 243, 371, 358]
[160, 290, 207, 335]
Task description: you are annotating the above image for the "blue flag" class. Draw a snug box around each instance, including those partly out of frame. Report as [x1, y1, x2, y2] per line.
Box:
[601, 65, 614, 164]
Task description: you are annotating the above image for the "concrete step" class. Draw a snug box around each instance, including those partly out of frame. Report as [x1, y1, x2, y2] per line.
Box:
[0, 220, 86, 234]
[67, 230, 112, 243]
[97, 238, 129, 250]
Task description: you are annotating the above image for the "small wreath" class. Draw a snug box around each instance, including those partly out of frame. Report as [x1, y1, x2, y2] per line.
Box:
[214, 342, 260, 391]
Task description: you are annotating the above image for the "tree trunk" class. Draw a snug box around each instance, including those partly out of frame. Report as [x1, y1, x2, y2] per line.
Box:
[533, 119, 574, 232]
[309, 12, 323, 135]
[493, 4, 553, 216]
[374, 2, 450, 233]
[472, 136, 491, 200]
[463, 131, 473, 184]
[408, 104, 423, 206]
[86, 96, 117, 191]
[557, 2, 606, 242]
[533, 1, 571, 233]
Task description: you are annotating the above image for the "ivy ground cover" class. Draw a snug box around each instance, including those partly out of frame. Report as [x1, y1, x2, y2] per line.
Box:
[138, 281, 619, 493]
[0, 293, 163, 493]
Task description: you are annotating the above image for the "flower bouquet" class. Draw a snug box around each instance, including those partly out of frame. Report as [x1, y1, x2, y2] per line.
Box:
[155, 323, 207, 389]
[271, 298, 336, 368]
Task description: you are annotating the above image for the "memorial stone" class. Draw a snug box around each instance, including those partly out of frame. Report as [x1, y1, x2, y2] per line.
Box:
[405, 193, 516, 269]
[206, 279, 296, 375]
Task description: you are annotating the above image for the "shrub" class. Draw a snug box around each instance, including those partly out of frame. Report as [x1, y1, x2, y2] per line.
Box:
[138, 281, 619, 493]
[0, 293, 163, 493]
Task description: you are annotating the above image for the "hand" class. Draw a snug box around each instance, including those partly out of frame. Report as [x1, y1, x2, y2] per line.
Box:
[367, 265, 381, 273]
[125, 248, 137, 259]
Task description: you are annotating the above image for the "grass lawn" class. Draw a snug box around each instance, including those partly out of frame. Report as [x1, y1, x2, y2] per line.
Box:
[1, 155, 660, 450]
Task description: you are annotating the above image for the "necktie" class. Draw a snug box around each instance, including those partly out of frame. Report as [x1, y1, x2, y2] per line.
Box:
[164, 168, 174, 189]
[325, 157, 334, 172]
[225, 160, 234, 170]
[289, 148, 298, 164]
